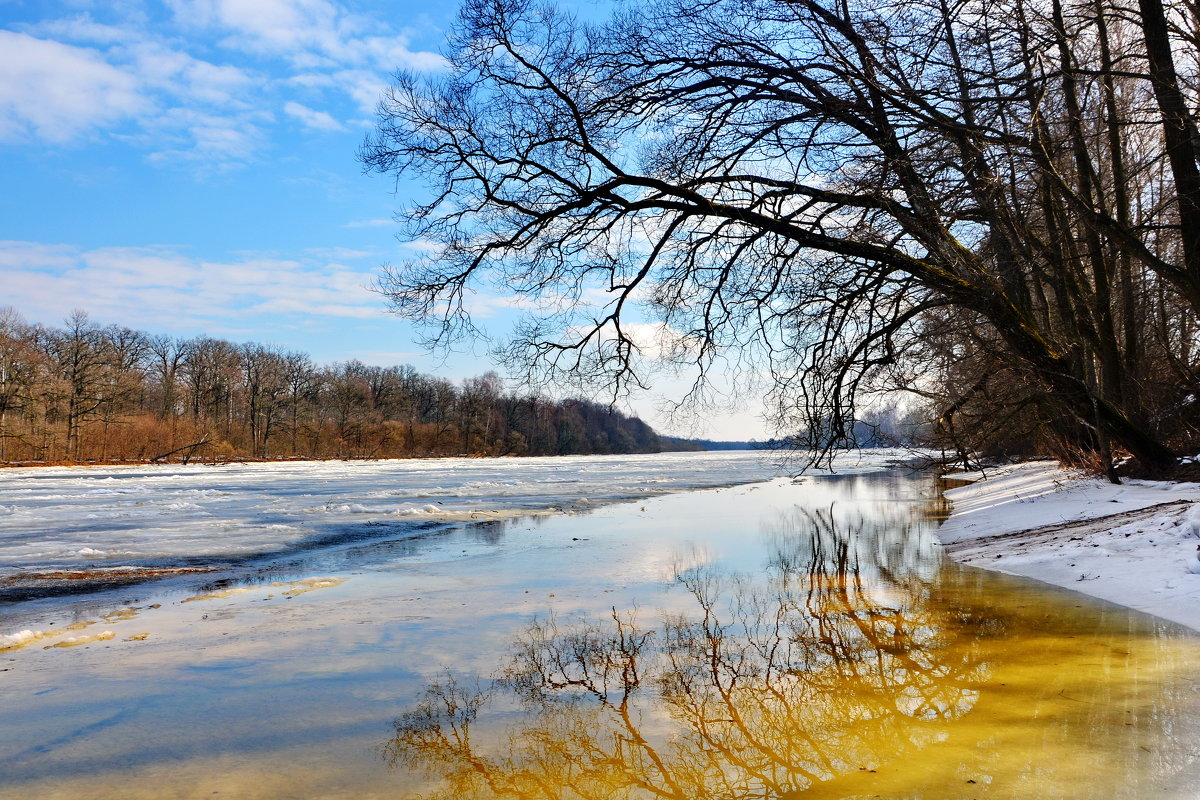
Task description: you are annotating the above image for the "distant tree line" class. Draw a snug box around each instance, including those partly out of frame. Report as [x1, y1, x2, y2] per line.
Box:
[0, 309, 663, 464]
[660, 437, 762, 452]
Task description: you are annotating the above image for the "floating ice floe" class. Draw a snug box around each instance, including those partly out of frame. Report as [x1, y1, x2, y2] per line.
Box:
[45, 631, 115, 648]
[0, 629, 43, 650]
[394, 504, 443, 516]
[182, 576, 345, 602]
[322, 503, 371, 513]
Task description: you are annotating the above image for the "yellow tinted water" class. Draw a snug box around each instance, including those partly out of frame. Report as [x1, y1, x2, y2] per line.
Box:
[384, 494, 1200, 799]
[2, 474, 1198, 799]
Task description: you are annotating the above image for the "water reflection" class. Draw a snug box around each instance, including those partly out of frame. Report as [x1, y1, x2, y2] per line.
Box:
[383, 495, 1200, 798]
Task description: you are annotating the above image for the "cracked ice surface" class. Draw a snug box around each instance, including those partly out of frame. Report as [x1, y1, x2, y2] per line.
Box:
[0, 450, 913, 576]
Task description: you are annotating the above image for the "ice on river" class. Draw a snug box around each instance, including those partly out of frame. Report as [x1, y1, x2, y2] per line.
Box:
[0, 450, 913, 576]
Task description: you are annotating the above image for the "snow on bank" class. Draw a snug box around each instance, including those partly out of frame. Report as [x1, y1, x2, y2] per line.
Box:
[938, 461, 1200, 631]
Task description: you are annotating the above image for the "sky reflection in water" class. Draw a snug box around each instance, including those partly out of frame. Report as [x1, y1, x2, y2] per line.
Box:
[383, 474, 1200, 799]
[1, 470, 1198, 799]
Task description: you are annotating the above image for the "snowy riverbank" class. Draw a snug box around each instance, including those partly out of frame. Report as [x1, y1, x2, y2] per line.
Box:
[938, 461, 1200, 631]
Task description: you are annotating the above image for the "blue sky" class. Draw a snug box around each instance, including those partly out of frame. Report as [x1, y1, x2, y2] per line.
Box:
[0, 0, 767, 439]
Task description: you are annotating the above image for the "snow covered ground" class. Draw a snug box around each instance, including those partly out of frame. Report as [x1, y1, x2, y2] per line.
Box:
[938, 461, 1200, 631]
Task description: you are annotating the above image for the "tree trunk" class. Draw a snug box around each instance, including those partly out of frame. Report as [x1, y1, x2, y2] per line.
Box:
[1137, 0, 1200, 311]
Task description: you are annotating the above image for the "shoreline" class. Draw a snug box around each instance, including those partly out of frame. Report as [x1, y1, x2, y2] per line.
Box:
[0, 450, 700, 470]
[936, 461, 1200, 632]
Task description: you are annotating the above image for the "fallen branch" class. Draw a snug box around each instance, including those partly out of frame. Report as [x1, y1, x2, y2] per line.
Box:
[150, 438, 210, 464]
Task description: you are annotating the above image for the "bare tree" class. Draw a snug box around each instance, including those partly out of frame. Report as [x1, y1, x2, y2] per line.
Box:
[94, 324, 148, 460]
[43, 311, 108, 460]
[240, 343, 288, 458]
[0, 308, 36, 462]
[180, 336, 241, 441]
[282, 350, 317, 454]
[362, 0, 1200, 471]
[383, 509, 996, 799]
[147, 334, 190, 420]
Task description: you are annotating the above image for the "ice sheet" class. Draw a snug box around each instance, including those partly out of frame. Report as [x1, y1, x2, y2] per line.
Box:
[0, 450, 913, 577]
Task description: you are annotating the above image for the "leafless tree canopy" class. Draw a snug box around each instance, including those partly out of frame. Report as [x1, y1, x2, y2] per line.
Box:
[362, 0, 1200, 472]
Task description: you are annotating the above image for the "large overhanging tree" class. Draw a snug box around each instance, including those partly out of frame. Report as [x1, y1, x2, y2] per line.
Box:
[362, 0, 1200, 471]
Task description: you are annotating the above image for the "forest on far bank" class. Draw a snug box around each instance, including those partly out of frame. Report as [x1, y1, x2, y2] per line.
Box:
[0, 309, 667, 464]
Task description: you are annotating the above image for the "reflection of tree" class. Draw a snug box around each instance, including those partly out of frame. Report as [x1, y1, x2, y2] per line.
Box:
[382, 509, 996, 799]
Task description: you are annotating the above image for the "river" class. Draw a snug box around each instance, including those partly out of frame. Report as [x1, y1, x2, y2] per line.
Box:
[1, 455, 1198, 798]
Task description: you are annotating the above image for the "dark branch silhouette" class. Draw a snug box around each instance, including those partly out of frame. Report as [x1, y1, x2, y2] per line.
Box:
[362, 0, 1200, 473]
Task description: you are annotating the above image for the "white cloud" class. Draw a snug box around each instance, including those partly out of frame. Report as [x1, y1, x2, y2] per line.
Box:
[283, 100, 344, 131]
[28, 15, 138, 46]
[167, 0, 443, 107]
[168, 0, 443, 72]
[563, 321, 700, 361]
[130, 41, 255, 107]
[349, 33, 445, 72]
[329, 68, 389, 112]
[0, 31, 145, 142]
[170, 0, 342, 57]
[5, 18, 267, 165]
[139, 107, 266, 167]
[288, 72, 337, 89]
[0, 240, 385, 332]
[4, 2, 442, 163]
[624, 322, 701, 360]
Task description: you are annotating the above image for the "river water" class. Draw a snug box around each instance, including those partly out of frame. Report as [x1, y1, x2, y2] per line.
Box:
[1, 458, 1198, 798]
[0, 451, 815, 605]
